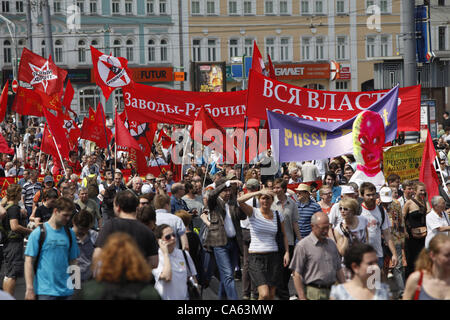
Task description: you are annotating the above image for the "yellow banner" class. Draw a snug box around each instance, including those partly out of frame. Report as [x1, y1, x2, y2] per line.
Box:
[383, 143, 424, 181]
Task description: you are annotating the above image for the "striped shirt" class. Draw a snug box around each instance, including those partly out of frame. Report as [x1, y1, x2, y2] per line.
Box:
[21, 181, 42, 207]
[297, 199, 322, 239]
[248, 208, 284, 253]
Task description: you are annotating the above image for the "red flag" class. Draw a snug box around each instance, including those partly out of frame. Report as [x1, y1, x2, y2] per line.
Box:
[41, 124, 58, 159]
[18, 48, 67, 95]
[62, 113, 81, 150]
[251, 41, 267, 76]
[0, 80, 9, 123]
[267, 54, 277, 80]
[0, 132, 13, 155]
[95, 102, 113, 143]
[158, 128, 173, 149]
[88, 107, 95, 121]
[90, 46, 132, 101]
[420, 130, 439, 202]
[81, 103, 112, 149]
[62, 79, 74, 111]
[115, 110, 141, 151]
[42, 108, 70, 161]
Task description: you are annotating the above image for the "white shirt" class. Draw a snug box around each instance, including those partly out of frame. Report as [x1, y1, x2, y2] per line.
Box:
[223, 203, 236, 238]
[425, 209, 450, 248]
[360, 204, 391, 258]
[248, 208, 284, 253]
[334, 216, 369, 244]
[349, 170, 386, 189]
[241, 198, 259, 229]
[329, 202, 343, 228]
[153, 248, 196, 300]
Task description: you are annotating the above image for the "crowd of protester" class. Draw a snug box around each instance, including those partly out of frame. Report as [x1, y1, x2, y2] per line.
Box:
[0, 114, 448, 301]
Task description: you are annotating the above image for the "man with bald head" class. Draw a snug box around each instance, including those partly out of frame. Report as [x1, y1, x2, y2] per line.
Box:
[128, 177, 143, 197]
[289, 212, 345, 300]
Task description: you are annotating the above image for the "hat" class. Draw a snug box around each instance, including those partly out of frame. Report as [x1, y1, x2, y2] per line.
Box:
[295, 183, 311, 193]
[341, 185, 356, 195]
[44, 175, 54, 184]
[39, 123, 45, 128]
[141, 184, 152, 194]
[226, 172, 237, 180]
[379, 187, 393, 203]
[246, 178, 260, 190]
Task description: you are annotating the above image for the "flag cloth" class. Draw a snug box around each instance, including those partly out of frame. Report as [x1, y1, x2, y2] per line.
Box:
[88, 107, 95, 121]
[0, 132, 13, 155]
[268, 85, 399, 163]
[42, 108, 70, 161]
[158, 128, 173, 149]
[41, 124, 58, 159]
[62, 79, 74, 112]
[267, 54, 277, 80]
[81, 103, 112, 149]
[12, 86, 62, 116]
[251, 42, 267, 76]
[95, 103, 113, 143]
[90, 46, 132, 101]
[115, 110, 141, 150]
[0, 80, 9, 123]
[419, 130, 439, 202]
[18, 48, 67, 95]
[62, 113, 81, 150]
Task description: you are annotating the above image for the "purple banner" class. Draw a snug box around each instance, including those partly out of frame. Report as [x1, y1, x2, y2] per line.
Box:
[267, 85, 399, 163]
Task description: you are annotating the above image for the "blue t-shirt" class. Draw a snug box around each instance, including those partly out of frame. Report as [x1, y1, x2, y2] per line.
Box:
[25, 222, 80, 297]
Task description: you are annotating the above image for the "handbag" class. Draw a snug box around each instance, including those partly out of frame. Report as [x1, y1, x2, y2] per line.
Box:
[275, 210, 285, 253]
[181, 250, 202, 300]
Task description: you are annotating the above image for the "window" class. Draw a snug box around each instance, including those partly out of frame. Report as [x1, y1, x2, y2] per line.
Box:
[228, 0, 237, 14]
[16, 1, 24, 13]
[77, 1, 84, 13]
[438, 0, 445, 6]
[160, 39, 168, 61]
[125, 0, 133, 14]
[380, 35, 389, 56]
[366, 0, 374, 8]
[366, 36, 376, 58]
[206, 1, 215, 14]
[113, 39, 122, 57]
[265, 38, 275, 60]
[193, 39, 201, 61]
[229, 39, 239, 59]
[304, 83, 325, 90]
[126, 39, 134, 61]
[3, 40, 11, 63]
[380, 0, 388, 13]
[280, 1, 288, 14]
[2, 1, 10, 12]
[148, 39, 156, 62]
[301, 37, 311, 60]
[315, 37, 324, 60]
[54, 40, 63, 63]
[78, 40, 86, 63]
[41, 40, 46, 58]
[244, 1, 253, 15]
[314, 0, 323, 14]
[17, 39, 25, 57]
[244, 38, 253, 56]
[280, 38, 289, 61]
[160, 0, 167, 14]
[191, 0, 200, 14]
[114, 88, 124, 112]
[336, 0, 345, 14]
[439, 26, 446, 51]
[54, 0, 61, 13]
[336, 36, 347, 60]
[79, 88, 99, 115]
[265, 0, 274, 14]
[147, 0, 154, 14]
[207, 39, 217, 61]
[301, 0, 309, 14]
[90, 0, 97, 14]
[336, 81, 348, 90]
[112, 1, 120, 14]
[389, 71, 395, 88]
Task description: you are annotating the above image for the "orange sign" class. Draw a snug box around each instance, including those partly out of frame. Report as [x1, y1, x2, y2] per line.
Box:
[274, 63, 330, 80]
[174, 72, 186, 81]
[91, 67, 174, 83]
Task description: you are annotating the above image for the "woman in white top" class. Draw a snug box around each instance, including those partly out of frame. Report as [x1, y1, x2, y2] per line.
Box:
[152, 224, 198, 300]
[333, 198, 369, 257]
[237, 189, 289, 300]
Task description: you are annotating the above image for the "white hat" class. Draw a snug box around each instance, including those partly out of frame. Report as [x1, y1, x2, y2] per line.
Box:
[141, 184, 152, 194]
[379, 186, 393, 203]
[341, 185, 355, 195]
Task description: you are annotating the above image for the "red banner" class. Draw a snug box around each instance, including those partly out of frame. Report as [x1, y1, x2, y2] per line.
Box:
[246, 71, 421, 132]
[124, 82, 257, 128]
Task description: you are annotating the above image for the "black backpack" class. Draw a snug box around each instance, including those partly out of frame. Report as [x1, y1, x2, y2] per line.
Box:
[34, 223, 73, 273]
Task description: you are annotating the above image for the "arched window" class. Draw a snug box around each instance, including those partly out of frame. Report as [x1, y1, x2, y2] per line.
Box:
[126, 39, 134, 62]
[54, 39, 63, 63]
[3, 40, 11, 64]
[78, 40, 86, 63]
[113, 39, 121, 57]
[91, 40, 98, 46]
[160, 39, 168, 62]
[148, 39, 156, 62]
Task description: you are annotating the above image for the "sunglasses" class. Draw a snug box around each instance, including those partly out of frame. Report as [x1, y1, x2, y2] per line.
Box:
[163, 233, 176, 241]
[140, 201, 149, 205]
[339, 207, 351, 211]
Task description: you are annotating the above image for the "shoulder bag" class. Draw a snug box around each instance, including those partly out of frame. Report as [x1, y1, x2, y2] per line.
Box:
[275, 210, 285, 253]
[182, 250, 202, 300]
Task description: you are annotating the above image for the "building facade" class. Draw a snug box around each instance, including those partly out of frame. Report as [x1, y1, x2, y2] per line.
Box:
[0, 0, 190, 117]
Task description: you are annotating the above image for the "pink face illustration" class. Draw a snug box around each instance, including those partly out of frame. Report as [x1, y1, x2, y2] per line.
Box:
[353, 111, 385, 176]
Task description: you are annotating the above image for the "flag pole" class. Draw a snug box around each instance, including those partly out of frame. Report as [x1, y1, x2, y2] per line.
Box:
[240, 116, 248, 182]
[96, 88, 112, 163]
[51, 135, 67, 176]
[180, 126, 191, 178]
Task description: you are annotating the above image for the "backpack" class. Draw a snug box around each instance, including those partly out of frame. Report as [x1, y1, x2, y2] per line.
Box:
[34, 223, 73, 273]
[86, 175, 99, 198]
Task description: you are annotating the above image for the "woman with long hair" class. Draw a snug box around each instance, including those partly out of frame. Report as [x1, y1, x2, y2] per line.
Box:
[403, 234, 450, 300]
[402, 182, 431, 278]
[76, 232, 160, 300]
